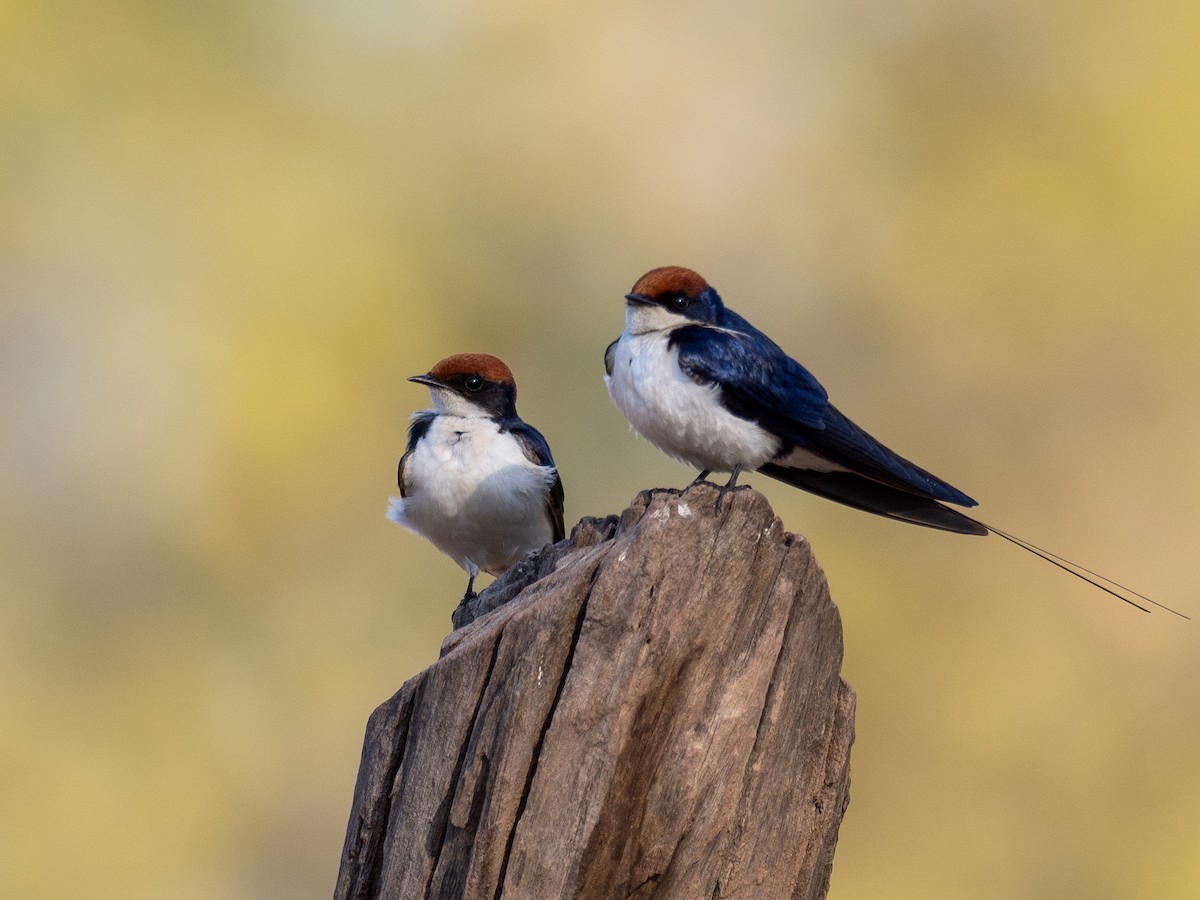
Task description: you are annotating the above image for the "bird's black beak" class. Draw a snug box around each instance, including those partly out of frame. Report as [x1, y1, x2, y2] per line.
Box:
[625, 292, 653, 306]
[408, 373, 443, 388]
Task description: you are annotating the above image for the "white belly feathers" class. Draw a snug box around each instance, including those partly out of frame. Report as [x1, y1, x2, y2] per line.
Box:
[605, 330, 780, 473]
[388, 415, 556, 577]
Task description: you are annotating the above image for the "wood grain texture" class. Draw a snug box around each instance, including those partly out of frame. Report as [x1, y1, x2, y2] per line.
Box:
[335, 483, 855, 900]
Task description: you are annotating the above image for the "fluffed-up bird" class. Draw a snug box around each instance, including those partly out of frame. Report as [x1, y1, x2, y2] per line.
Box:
[388, 353, 564, 602]
[605, 265, 1184, 616]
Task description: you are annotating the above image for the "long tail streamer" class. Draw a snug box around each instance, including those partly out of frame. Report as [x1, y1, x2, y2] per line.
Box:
[978, 521, 1190, 619]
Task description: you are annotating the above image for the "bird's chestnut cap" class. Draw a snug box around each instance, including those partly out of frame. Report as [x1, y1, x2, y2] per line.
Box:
[626, 266, 711, 304]
[409, 352, 517, 401]
[421, 353, 514, 385]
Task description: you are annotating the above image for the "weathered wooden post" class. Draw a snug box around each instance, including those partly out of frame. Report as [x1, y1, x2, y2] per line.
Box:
[335, 482, 855, 899]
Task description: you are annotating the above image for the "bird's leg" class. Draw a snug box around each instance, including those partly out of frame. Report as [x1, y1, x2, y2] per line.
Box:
[461, 568, 478, 604]
[715, 465, 744, 510]
[688, 469, 711, 487]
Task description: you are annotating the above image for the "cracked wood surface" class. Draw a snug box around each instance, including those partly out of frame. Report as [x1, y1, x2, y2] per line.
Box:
[335, 483, 856, 900]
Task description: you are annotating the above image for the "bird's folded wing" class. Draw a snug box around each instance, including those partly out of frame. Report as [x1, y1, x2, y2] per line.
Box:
[670, 324, 829, 429]
[507, 421, 567, 543]
[795, 404, 979, 507]
[397, 411, 437, 496]
[671, 324, 976, 508]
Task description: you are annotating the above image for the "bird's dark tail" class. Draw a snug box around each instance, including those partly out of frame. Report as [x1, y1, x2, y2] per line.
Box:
[757, 463, 1189, 618]
[757, 464, 987, 535]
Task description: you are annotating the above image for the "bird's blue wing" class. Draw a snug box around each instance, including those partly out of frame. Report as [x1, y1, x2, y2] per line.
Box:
[397, 411, 436, 496]
[671, 323, 976, 507]
[790, 404, 978, 507]
[504, 420, 566, 543]
[669, 324, 830, 429]
[505, 419, 555, 468]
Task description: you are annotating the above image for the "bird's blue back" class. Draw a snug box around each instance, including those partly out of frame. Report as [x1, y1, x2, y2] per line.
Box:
[670, 310, 976, 507]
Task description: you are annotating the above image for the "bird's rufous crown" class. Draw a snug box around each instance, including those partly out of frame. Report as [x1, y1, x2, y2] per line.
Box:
[427, 353, 515, 386]
[629, 266, 710, 299]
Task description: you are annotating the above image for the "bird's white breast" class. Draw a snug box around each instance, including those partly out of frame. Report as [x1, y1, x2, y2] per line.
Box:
[388, 415, 556, 576]
[605, 329, 780, 473]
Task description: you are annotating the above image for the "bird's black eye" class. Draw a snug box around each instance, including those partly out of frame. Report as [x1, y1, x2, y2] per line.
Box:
[670, 295, 690, 311]
[464, 374, 484, 392]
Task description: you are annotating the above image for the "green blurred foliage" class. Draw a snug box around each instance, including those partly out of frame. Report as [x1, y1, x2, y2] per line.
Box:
[2, 2, 1198, 898]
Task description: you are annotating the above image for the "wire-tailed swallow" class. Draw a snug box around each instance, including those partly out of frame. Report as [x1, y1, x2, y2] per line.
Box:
[388, 353, 565, 602]
[605, 266, 1185, 616]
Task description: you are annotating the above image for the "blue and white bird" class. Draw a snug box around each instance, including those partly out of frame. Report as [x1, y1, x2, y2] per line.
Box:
[605, 265, 1184, 616]
[389, 353, 565, 602]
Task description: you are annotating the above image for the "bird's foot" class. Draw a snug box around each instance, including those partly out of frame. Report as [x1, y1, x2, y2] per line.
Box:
[714, 466, 743, 512]
[687, 469, 711, 488]
[460, 574, 478, 605]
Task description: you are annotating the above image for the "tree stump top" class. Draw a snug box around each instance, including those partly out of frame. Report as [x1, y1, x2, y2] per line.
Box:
[336, 483, 855, 900]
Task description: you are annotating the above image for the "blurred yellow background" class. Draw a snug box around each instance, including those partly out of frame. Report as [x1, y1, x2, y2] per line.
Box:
[2, 2, 1198, 898]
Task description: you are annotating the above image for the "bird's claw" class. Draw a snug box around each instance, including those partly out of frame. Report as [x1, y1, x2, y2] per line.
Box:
[714, 467, 742, 512]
